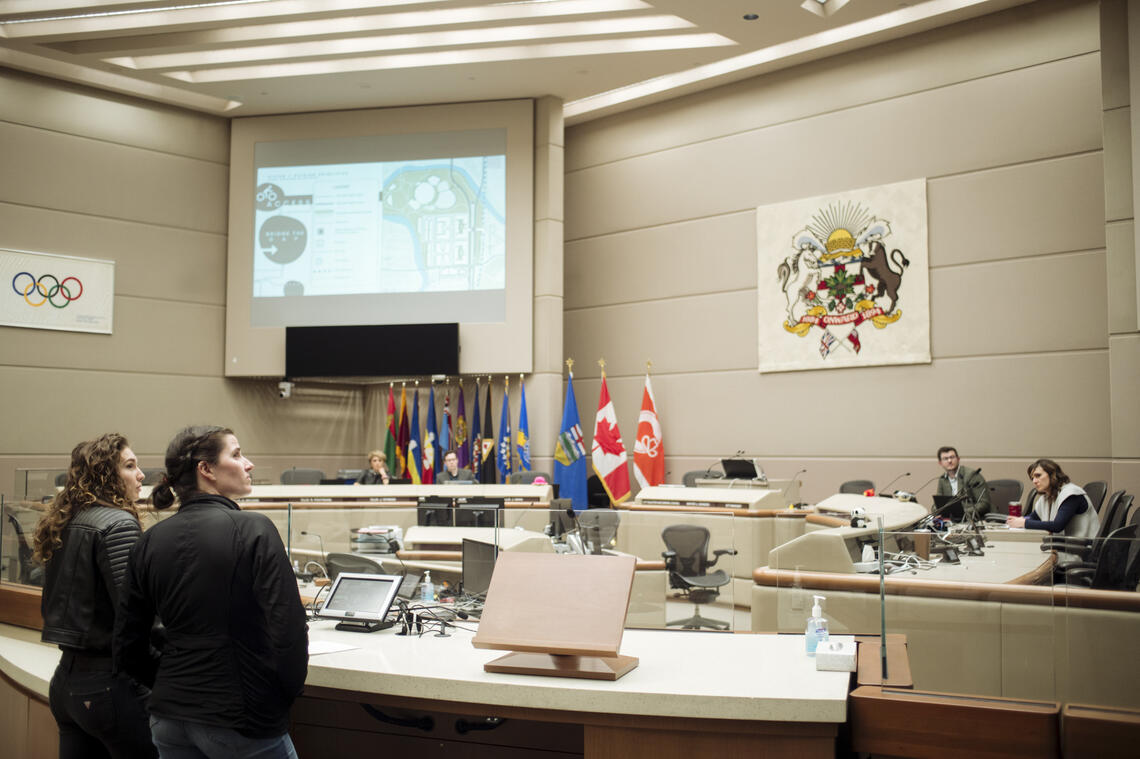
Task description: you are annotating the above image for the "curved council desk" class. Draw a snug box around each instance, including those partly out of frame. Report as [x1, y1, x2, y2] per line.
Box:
[0, 620, 852, 759]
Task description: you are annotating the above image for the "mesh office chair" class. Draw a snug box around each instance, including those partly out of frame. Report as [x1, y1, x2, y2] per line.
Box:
[987, 479, 1023, 517]
[1108, 494, 1134, 534]
[508, 470, 552, 485]
[839, 480, 875, 495]
[661, 524, 737, 631]
[576, 509, 620, 555]
[682, 470, 722, 488]
[324, 552, 387, 582]
[1097, 491, 1128, 538]
[281, 467, 325, 485]
[1082, 481, 1108, 514]
[1062, 524, 1140, 590]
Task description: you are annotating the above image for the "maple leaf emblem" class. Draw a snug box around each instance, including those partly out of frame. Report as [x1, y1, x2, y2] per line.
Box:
[594, 417, 625, 456]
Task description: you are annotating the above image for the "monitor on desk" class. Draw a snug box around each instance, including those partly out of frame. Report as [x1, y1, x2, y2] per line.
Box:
[316, 572, 402, 632]
[931, 494, 966, 522]
[461, 538, 498, 597]
[455, 497, 504, 528]
[721, 458, 759, 479]
[418, 498, 454, 526]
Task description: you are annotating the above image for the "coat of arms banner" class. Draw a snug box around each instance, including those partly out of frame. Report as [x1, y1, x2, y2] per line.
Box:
[757, 178, 930, 373]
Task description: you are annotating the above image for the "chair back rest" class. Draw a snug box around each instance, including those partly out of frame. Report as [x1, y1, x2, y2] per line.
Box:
[281, 467, 325, 485]
[577, 509, 620, 554]
[662, 524, 712, 576]
[1096, 491, 1126, 539]
[682, 470, 719, 487]
[508, 470, 552, 485]
[1082, 481, 1108, 513]
[839, 479, 875, 495]
[1091, 524, 1140, 590]
[324, 552, 386, 582]
[987, 479, 1023, 516]
[1110, 494, 1134, 534]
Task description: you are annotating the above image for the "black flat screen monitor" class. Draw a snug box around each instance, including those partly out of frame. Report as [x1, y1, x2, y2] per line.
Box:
[455, 497, 503, 528]
[285, 323, 459, 377]
[931, 494, 966, 522]
[417, 499, 454, 526]
[316, 572, 402, 632]
[721, 458, 758, 479]
[461, 539, 498, 597]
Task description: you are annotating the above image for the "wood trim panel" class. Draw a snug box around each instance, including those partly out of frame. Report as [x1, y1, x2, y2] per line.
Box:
[1062, 703, 1140, 758]
[753, 563, 1140, 611]
[395, 550, 461, 561]
[619, 504, 800, 519]
[0, 583, 43, 631]
[806, 515, 848, 527]
[849, 685, 1060, 759]
[0, 663, 48, 705]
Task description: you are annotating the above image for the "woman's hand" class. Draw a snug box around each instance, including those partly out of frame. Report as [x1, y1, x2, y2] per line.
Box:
[1006, 516, 1026, 528]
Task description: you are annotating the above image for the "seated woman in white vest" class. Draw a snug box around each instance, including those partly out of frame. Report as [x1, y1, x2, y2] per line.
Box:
[1006, 458, 1099, 539]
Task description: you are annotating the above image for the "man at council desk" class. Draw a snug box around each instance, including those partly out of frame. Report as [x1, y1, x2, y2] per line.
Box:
[437, 449, 476, 483]
[935, 445, 991, 518]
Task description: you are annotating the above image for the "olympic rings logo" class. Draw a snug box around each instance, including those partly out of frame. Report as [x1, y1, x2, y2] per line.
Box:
[11, 272, 84, 309]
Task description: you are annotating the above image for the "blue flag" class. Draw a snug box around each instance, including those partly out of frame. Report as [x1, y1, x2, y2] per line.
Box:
[407, 388, 423, 484]
[497, 379, 512, 480]
[424, 385, 439, 483]
[516, 378, 531, 471]
[553, 372, 588, 511]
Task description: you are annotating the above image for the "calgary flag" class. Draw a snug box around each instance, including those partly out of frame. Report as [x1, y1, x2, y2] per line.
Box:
[633, 373, 664, 489]
[591, 370, 630, 505]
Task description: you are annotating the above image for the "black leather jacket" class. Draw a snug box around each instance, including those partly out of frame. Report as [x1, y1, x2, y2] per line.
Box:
[41, 505, 142, 653]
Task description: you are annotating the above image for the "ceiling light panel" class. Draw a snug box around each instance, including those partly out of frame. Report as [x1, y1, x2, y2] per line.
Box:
[106, 16, 695, 69]
[166, 33, 733, 82]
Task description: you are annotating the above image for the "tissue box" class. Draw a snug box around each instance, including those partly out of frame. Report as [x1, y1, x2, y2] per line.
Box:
[815, 638, 857, 672]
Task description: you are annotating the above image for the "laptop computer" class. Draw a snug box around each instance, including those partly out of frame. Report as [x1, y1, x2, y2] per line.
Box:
[721, 458, 758, 479]
[931, 494, 966, 522]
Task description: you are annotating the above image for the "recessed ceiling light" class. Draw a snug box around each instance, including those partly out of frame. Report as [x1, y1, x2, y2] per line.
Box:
[743, 13, 759, 21]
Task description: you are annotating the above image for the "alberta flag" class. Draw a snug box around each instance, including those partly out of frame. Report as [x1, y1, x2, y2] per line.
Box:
[592, 371, 630, 505]
[516, 377, 531, 472]
[407, 388, 423, 485]
[497, 378, 512, 480]
[553, 372, 588, 511]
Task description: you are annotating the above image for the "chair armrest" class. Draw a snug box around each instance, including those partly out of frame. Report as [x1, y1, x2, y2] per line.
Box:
[1063, 567, 1094, 587]
[984, 514, 1008, 524]
[712, 549, 738, 557]
[1041, 537, 1094, 558]
[661, 549, 677, 570]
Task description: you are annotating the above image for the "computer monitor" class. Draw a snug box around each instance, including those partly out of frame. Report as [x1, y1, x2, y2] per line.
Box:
[461, 539, 498, 597]
[721, 458, 758, 479]
[931, 494, 967, 522]
[417, 498, 454, 526]
[455, 497, 503, 528]
[315, 572, 402, 632]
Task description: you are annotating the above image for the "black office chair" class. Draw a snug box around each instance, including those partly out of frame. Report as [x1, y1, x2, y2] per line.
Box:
[281, 467, 325, 485]
[141, 468, 165, 486]
[1082, 481, 1108, 514]
[682, 470, 721, 488]
[547, 498, 577, 540]
[661, 524, 737, 631]
[324, 552, 387, 582]
[1041, 493, 1130, 572]
[576, 509, 620, 555]
[5, 513, 43, 586]
[987, 479, 1023, 517]
[54, 471, 68, 487]
[839, 479, 875, 495]
[1062, 524, 1140, 590]
[508, 470, 551, 485]
[1108, 494, 1134, 535]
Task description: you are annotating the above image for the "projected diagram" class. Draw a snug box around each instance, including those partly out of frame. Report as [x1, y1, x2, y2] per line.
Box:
[253, 156, 505, 298]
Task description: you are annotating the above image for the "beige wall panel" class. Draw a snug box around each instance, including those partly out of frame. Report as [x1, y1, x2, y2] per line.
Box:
[0, 297, 224, 376]
[0, 122, 228, 234]
[928, 153, 1105, 266]
[0, 367, 361, 459]
[565, 0, 1098, 171]
[534, 219, 563, 299]
[932, 250, 1108, 357]
[1109, 459, 1140, 500]
[565, 291, 757, 377]
[1103, 106, 1135, 222]
[1101, 0, 1132, 110]
[534, 143, 563, 224]
[533, 294, 563, 376]
[564, 212, 755, 310]
[0, 203, 225, 305]
[568, 352, 1109, 463]
[565, 55, 1102, 241]
[1106, 219, 1138, 332]
[1109, 333, 1140, 457]
[0, 69, 228, 164]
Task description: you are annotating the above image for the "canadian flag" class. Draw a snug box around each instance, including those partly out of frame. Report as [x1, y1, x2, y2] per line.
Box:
[633, 373, 664, 489]
[592, 372, 631, 504]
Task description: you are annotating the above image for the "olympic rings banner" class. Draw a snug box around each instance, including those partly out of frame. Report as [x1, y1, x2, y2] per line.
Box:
[1, 248, 114, 334]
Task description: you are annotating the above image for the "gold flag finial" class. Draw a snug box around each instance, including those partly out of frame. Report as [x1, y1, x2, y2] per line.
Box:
[646, 359, 653, 373]
[566, 358, 574, 374]
[598, 357, 606, 371]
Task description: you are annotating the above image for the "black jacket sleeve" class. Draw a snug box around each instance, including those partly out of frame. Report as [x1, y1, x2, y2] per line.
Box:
[113, 534, 160, 687]
[249, 518, 309, 700]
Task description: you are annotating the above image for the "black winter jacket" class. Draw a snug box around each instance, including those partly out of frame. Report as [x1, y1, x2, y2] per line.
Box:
[41, 506, 141, 653]
[114, 493, 308, 738]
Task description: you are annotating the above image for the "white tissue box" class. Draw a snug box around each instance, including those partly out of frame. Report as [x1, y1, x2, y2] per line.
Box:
[814, 638, 857, 672]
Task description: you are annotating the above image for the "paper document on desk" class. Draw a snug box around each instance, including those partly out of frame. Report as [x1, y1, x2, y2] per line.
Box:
[309, 640, 359, 656]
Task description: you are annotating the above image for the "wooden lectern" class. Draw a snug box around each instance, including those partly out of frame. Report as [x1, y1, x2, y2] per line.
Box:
[472, 552, 639, 681]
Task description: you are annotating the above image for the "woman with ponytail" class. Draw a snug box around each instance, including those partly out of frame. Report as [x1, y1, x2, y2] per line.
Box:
[34, 433, 158, 758]
[114, 426, 308, 759]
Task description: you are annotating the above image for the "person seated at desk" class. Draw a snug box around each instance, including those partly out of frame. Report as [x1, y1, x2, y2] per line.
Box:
[355, 450, 391, 485]
[935, 445, 991, 518]
[1007, 458, 1099, 538]
[437, 449, 475, 483]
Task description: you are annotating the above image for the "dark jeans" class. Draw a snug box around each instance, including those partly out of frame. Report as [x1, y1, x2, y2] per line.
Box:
[149, 716, 298, 759]
[49, 651, 158, 759]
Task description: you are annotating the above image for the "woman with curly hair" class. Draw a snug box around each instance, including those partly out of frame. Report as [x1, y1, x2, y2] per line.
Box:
[1007, 458, 1100, 539]
[114, 425, 308, 759]
[33, 433, 158, 759]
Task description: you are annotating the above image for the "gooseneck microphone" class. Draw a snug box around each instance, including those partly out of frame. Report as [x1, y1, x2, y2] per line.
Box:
[881, 472, 911, 495]
[301, 530, 326, 567]
[782, 468, 807, 504]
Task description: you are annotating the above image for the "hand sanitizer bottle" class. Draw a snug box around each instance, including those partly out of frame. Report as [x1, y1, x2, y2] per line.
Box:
[805, 594, 829, 656]
[420, 571, 434, 603]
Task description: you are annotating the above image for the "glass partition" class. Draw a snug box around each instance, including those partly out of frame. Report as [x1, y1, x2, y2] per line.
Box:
[2, 490, 46, 587]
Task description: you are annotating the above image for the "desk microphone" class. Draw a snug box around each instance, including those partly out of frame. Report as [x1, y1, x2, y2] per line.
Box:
[881, 472, 911, 496]
[300, 530, 326, 569]
[782, 469, 807, 504]
[910, 473, 943, 500]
